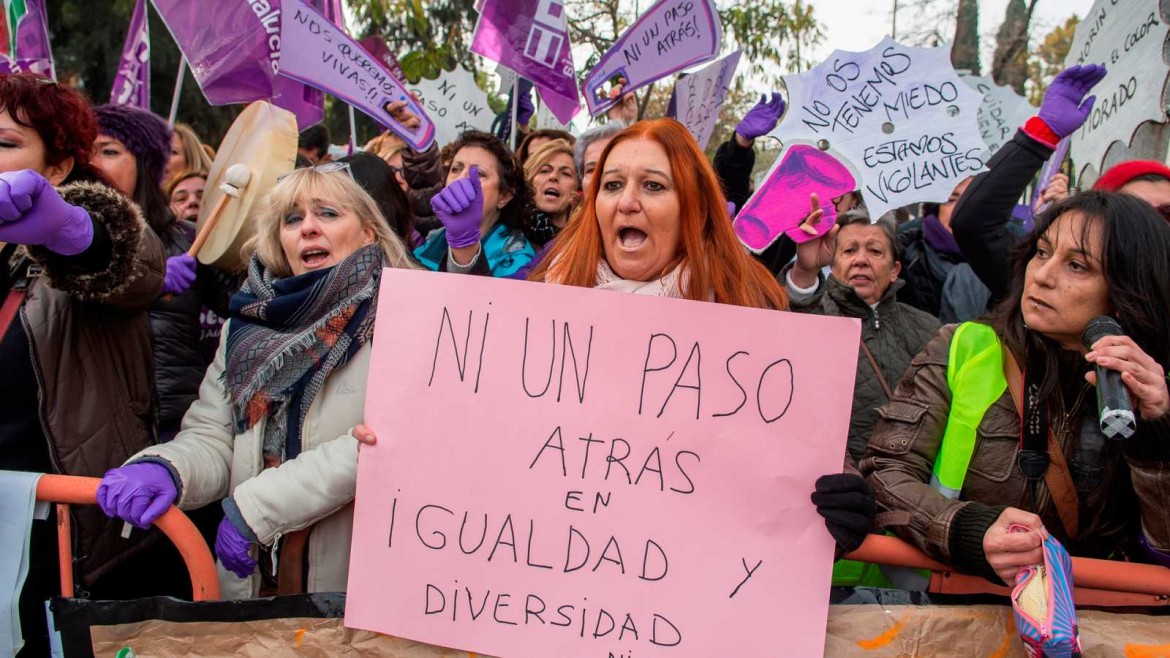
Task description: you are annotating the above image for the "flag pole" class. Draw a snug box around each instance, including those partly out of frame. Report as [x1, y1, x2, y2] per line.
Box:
[510, 77, 519, 150]
[167, 57, 187, 127]
[348, 104, 358, 154]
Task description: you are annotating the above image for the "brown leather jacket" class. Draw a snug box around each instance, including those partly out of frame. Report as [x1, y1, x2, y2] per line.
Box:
[17, 181, 166, 586]
[860, 324, 1170, 582]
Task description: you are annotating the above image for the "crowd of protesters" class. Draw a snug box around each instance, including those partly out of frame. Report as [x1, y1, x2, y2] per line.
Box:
[4, 52, 1170, 656]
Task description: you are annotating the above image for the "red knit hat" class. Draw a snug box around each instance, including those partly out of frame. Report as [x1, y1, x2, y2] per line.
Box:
[1092, 160, 1170, 191]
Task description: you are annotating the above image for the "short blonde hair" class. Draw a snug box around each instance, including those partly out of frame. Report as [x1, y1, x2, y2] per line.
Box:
[173, 123, 215, 172]
[246, 167, 419, 278]
[523, 138, 577, 184]
[365, 130, 407, 163]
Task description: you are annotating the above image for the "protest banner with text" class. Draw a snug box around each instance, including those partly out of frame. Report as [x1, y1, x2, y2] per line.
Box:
[278, 0, 436, 150]
[770, 37, 986, 221]
[581, 0, 721, 117]
[407, 66, 495, 148]
[674, 50, 741, 151]
[346, 270, 860, 658]
[1065, 0, 1170, 181]
[960, 73, 1035, 162]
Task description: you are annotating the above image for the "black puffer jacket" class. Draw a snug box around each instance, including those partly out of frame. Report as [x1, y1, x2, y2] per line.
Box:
[788, 273, 942, 461]
[151, 220, 238, 435]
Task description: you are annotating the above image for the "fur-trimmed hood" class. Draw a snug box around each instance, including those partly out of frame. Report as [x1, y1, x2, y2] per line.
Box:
[25, 180, 161, 303]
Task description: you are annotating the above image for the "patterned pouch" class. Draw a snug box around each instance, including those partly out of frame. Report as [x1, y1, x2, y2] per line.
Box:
[1009, 525, 1082, 658]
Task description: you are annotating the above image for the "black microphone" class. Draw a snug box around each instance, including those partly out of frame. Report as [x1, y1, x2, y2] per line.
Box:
[1082, 316, 1137, 440]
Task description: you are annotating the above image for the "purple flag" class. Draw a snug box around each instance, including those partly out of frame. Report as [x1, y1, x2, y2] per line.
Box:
[110, 0, 151, 108]
[0, 0, 55, 78]
[471, 0, 580, 125]
[150, 0, 337, 129]
[149, 0, 281, 104]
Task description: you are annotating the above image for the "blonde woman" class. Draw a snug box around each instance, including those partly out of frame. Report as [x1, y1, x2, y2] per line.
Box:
[97, 165, 418, 598]
[165, 122, 215, 182]
[523, 138, 578, 247]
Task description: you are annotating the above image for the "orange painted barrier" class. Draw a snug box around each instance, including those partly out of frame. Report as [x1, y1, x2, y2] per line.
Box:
[844, 534, 1170, 607]
[35, 474, 220, 601]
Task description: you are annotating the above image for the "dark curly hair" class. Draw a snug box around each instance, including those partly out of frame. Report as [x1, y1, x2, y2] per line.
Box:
[444, 130, 533, 233]
[0, 73, 109, 185]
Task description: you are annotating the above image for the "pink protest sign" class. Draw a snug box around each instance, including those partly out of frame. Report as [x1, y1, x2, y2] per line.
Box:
[581, 0, 721, 117]
[346, 270, 860, 657]
[277, 0, 436, 150]
[734, 144, 858, 252]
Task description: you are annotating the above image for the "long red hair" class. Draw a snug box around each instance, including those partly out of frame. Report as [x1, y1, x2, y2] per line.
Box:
[531, 119, 787, 310]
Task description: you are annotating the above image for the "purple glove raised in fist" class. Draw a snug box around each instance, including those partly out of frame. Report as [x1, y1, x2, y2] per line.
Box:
[517, 80, 536, 127]
[1038, 64, 1108, 138]
[215, 514, 257, 579]
[0, 169, 94, 255]
[96, 462, 178, 529]
[736, 92, 786, 142]
[431, 165, 485, 249]
[163, 254, 198, 296]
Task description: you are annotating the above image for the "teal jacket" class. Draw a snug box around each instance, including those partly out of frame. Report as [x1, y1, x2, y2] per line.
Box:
[414, 223, 535, 278]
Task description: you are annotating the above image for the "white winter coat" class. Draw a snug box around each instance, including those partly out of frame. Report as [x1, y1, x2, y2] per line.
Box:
[131, 320, 370, 599]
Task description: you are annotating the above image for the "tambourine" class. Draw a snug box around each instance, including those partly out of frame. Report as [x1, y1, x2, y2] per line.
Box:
[194, 101, 298, 272]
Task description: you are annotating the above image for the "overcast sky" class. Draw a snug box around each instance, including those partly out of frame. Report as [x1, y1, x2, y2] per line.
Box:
[810, 0, 1096, 71]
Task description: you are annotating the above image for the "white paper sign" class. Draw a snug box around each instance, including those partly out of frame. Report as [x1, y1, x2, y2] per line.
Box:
[1065, 0, 1170, 179]
[408, 65, 495, 148]
[675, 50, 742, 150]
[960, 74, 1036, 161]
[771, 37, 987, 219]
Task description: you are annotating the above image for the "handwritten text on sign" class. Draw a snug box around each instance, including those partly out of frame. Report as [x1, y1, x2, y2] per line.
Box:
[581, 0, 722, 116]
[771, 37, 987, 219]
[1065, 0, 1170, 179]
[675, 50, 742, 151]
[408, 65, 494, 148]
[277, 0, 436, 150]
[346, 271, 860, 658]
[960, 74, 1035, 161]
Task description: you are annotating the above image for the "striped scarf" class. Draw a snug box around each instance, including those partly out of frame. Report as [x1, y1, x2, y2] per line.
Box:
[225, 244, 383, 459]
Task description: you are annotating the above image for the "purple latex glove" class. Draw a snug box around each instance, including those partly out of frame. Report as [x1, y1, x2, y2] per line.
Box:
[735, 92, 786, 142]
[215, 515, 257, 579]
[163, 254, 197, 295]
[517, 80, 536, 126]
[431, 165, 485, 249]
[0, 169, 94, 255]
[1038, 64, 1107, 138]
[726, 201, 737, 217]
[96, 463, 178, 529]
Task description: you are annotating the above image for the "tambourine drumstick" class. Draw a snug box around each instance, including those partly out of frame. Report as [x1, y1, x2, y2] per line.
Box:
[187, 164, 252, 258]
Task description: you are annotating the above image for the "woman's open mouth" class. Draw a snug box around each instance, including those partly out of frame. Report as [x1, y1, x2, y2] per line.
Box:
[618, 227, 648, 250]
[301, 247, 330, 268]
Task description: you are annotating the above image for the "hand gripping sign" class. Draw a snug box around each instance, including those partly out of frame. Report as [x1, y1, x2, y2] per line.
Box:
[1064, 0, 1170, 183]
[581, 0, 722, 117]
[768, 37, 987, 225]
[278, 0, 436, 151]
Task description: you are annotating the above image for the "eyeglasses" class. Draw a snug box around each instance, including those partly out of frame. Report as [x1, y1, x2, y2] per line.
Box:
[277, 161, 354, 182]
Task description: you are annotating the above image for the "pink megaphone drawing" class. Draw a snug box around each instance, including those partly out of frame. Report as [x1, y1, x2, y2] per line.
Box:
[733, 145, 857, 252]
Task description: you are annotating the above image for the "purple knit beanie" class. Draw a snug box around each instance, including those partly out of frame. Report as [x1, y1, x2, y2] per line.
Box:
[93, 104, 173, 186]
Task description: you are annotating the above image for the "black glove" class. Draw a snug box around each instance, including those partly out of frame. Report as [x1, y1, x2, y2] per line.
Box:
[811, 473, 875, 554]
